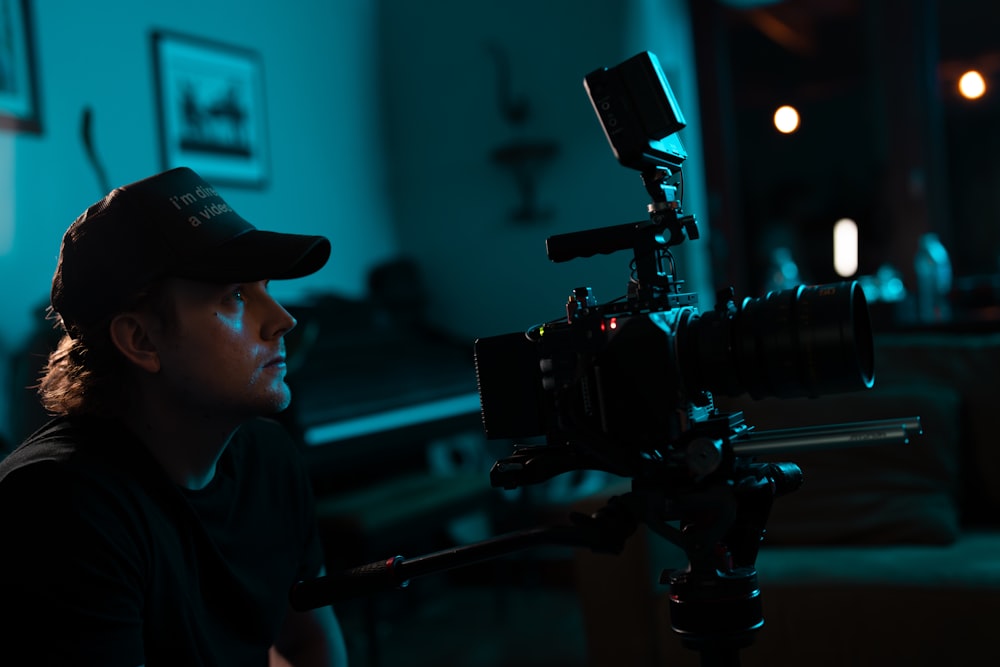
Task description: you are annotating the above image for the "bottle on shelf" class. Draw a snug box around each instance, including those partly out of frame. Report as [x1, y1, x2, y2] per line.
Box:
[913, 232, 952, 323]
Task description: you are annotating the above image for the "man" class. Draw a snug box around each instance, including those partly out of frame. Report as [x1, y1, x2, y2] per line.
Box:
[0, 167, 347, 666]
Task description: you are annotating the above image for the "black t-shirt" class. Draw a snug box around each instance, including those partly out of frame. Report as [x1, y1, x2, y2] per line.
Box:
[0, 415, 324, 666]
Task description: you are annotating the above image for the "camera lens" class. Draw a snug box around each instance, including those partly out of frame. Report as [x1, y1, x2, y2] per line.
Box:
[680, 281, 875, 399]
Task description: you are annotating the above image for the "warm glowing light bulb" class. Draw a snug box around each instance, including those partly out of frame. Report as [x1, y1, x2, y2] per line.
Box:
[833, 218, 859, 277]
[958, 70, 986, 100]
[774, 105, 800, 134]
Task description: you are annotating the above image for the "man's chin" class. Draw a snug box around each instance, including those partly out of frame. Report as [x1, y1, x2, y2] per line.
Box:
[257, 385, 293, 416]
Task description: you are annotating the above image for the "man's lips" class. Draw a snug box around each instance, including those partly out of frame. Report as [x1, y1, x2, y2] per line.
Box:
[263, 355, 286, 368]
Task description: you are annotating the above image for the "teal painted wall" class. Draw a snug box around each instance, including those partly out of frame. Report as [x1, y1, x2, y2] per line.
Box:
[378, 0, 712, 341]
[0, 0, 709, 443]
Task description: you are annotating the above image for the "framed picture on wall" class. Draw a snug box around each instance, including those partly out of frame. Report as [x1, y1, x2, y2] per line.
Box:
[152, 30, 269, 188]
[0, 0, 42, 133]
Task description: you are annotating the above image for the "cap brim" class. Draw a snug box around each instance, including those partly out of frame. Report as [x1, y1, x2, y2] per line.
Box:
[173, 230, 331, 283]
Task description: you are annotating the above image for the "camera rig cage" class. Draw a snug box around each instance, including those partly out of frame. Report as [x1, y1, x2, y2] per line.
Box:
[475, 51, 877, 489]
[291, 52, 920, 666]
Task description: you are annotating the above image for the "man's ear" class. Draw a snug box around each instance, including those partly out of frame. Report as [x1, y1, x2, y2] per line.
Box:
[109, 313, 161, 373]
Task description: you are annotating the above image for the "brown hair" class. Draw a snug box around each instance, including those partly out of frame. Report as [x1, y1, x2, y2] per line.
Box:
[37, 326, 128, 417]
[38, 280, 178, 417]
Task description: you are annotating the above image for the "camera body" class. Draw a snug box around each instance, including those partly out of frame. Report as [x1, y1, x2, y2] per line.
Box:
[474, 52, 874, 488]
[475, 279, 873, 486]
[475, 287, 706, 481]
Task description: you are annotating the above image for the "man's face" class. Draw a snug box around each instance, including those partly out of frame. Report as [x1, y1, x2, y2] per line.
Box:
[148, 277, 297, 420]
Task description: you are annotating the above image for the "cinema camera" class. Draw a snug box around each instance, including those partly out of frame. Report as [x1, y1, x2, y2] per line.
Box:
[472, 51, 899, 661]
[475, 51, 876, 488]
[291, 52, 918, 665]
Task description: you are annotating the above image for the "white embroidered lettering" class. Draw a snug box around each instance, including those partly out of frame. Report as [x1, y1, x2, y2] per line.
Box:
[197, 202, 233, 220]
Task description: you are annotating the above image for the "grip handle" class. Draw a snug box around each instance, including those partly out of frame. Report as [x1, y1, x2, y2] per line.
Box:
[289, 555, 408, 610]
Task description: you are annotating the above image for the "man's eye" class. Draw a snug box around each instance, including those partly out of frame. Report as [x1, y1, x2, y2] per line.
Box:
[229, 287, 245, 303]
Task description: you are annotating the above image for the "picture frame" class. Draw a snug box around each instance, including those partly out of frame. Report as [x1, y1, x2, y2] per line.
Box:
[0, 0, 42, 133]
[152, 30, 269, 188]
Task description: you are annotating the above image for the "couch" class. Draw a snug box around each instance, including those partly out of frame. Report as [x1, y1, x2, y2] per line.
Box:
[572, 329, 1000, 666]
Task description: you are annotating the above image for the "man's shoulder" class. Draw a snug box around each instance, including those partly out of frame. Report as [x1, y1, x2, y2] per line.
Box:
[0, 415, 137, 485]
[1, 417, 81, 477]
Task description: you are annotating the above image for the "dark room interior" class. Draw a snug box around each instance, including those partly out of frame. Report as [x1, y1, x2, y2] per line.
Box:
[2, 0, 1000, 665]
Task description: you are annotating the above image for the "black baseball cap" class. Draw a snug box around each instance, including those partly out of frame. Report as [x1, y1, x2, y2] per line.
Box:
[51, 167, 331, 336]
